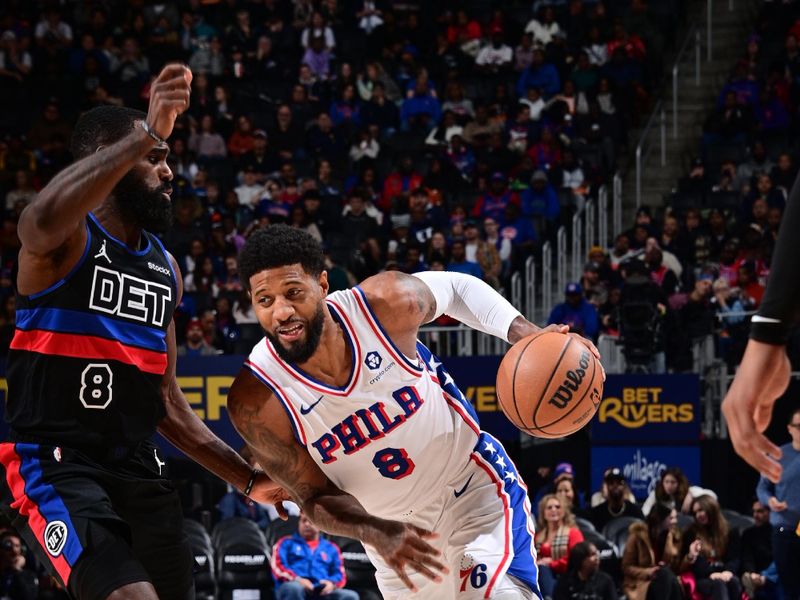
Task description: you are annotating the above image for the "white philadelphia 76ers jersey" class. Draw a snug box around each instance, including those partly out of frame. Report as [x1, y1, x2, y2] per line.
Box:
[244, 287, 481, 521]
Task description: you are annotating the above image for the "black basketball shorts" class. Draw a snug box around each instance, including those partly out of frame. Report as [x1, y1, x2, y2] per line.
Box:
[0, 440, 194, 600]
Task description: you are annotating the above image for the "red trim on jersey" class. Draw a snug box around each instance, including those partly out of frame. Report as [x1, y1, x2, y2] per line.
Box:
[0, 444, 73, 584]
[350, 289, 422, 377]
[245, 360, 308, 446]
[470, 452, 512, 599]
[10, 329, 167, 374]
[264, 302, 362, 397]
[443, 392, 481, 435]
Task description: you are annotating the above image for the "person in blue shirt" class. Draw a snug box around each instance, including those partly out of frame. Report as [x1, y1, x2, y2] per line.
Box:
[520, 170, 560, 233]
[271, 512, 359, 599]
[547, 282, 599, 341]
[516, 48, 561, 99]
[445, 238, 484, 280]
[756, 408, 800, 600]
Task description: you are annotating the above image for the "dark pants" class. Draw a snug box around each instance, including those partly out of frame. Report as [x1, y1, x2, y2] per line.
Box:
[646, 567, 683, 600]
[695, 575, 742, 600]
[773, 526, 800, 599]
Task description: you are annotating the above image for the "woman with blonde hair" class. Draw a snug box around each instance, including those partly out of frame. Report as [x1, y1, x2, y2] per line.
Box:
[535, 494, 584, 599]
[622, 521, 684, 600]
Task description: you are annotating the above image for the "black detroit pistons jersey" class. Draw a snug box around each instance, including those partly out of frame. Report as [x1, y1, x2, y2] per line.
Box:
[5, 213, 178, 449]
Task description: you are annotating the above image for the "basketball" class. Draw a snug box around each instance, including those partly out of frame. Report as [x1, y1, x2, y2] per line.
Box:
[496, 332, 603, 438]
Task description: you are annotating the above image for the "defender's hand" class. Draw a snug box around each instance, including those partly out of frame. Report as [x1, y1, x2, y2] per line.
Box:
[146, 64, 192, 140]
[721, 339, 789, 482]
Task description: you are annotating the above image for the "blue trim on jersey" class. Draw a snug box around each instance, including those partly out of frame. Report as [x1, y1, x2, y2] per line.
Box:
[28, 222, 93, 300]
[354, 286, 423, 373]
[416, 341, 480, 425]
[474, 432, 541, 597]
[16, 444, 84, 567]
[278, 302, 358, 394]
[150, 234, 177, 290]
[87, 213, 152, 256]
[245, 363, 306, 446]
[16, 308, 167, 352]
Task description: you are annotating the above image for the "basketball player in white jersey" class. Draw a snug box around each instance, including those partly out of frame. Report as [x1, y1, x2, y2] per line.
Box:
[227, 225, 600, 599]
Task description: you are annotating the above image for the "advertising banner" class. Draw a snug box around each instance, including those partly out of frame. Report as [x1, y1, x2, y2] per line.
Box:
[592, 374, 701, 443]
[591, 445, 701, 501]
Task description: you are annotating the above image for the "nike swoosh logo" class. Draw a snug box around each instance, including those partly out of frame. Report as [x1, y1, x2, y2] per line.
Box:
[300, 395, 324, 415]
[751, 315, 781, 323]
[453, 474, 474, 498]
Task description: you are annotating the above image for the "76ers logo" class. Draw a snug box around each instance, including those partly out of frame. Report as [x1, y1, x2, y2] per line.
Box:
[459, 555, 488, 591]
[44, 521, 68, 557]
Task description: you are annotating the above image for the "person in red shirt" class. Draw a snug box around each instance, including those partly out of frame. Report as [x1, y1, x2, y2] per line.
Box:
[535, 494, 585, 599]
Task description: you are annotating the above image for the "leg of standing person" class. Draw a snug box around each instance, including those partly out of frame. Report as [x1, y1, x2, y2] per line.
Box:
[772, 527, 800, 599]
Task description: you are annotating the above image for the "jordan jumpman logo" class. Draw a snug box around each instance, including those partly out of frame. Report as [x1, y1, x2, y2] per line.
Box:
[94, 239, 111, 264]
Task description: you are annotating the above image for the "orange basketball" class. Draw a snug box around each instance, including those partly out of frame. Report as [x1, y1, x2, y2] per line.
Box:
[496, 332, 603, 438]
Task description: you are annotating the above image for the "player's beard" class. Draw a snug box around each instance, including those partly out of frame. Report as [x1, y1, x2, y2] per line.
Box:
[114, 170, 174, 233]
[265, 303, 325, 364]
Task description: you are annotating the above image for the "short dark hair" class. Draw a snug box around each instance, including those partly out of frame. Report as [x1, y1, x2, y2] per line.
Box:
[566, 541, 595, 573]
[238, 225, 325, 289]
[70, 105, 146, 159]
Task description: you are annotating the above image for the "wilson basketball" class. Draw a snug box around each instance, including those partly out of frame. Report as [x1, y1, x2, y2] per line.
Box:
[496, 332, 603, 438]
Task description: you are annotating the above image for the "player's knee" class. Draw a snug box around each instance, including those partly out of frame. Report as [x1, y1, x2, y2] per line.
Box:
[104, 581, 160, 600]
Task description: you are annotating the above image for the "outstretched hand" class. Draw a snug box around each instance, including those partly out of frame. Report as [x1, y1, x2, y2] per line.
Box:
[721, 339, 789, 483]
[146, 63, 192, 141]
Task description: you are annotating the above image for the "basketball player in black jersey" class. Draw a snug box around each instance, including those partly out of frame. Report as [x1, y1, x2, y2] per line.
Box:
[0, 64, 287, 600]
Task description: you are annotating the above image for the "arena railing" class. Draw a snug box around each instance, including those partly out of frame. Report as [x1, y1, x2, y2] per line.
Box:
[672, 26, 703, 139]
[635, 101, 667, 208]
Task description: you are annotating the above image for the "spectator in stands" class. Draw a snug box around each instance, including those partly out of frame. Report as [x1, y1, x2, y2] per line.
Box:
[642, 468, 690, 517]
[770, 152, 796, 197]
[580, 261, 609, 307]
[645, 245, 680, 299]
[0, 529, 37, 600]
[520, 169, 560, 235]
[737, 141, 774, 194]
[737, 261, 765, 308]
[271, 512, 358, 600]
[548, 282, 600, 341]
[678, 275, 716, 347]
[554, 541, 616, 600]
[556, 476, 587, 520]
[622, 521, 683, 600]
[705, 90, 752, 144]
[535, 494, 585, 600]
[446, 238, 483, 280]
[647, 503, 684, 574]
[380, 155, 422, 213]
[609, 233, 635, 269]
[589, 467, 645, 531]
[177, 318, 218, 357]
[463, 220, 501, 288]
[682, 495, 743, 600]
[741, 500, 772, 577]
[755, 408, 800, 599]
[473, 172, 518, 223]
[517, 47, 561, 100]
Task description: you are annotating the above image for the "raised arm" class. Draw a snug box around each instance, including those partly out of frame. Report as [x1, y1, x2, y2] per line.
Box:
[227, 368, 449, 591]
[18, 64, 192, 256]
